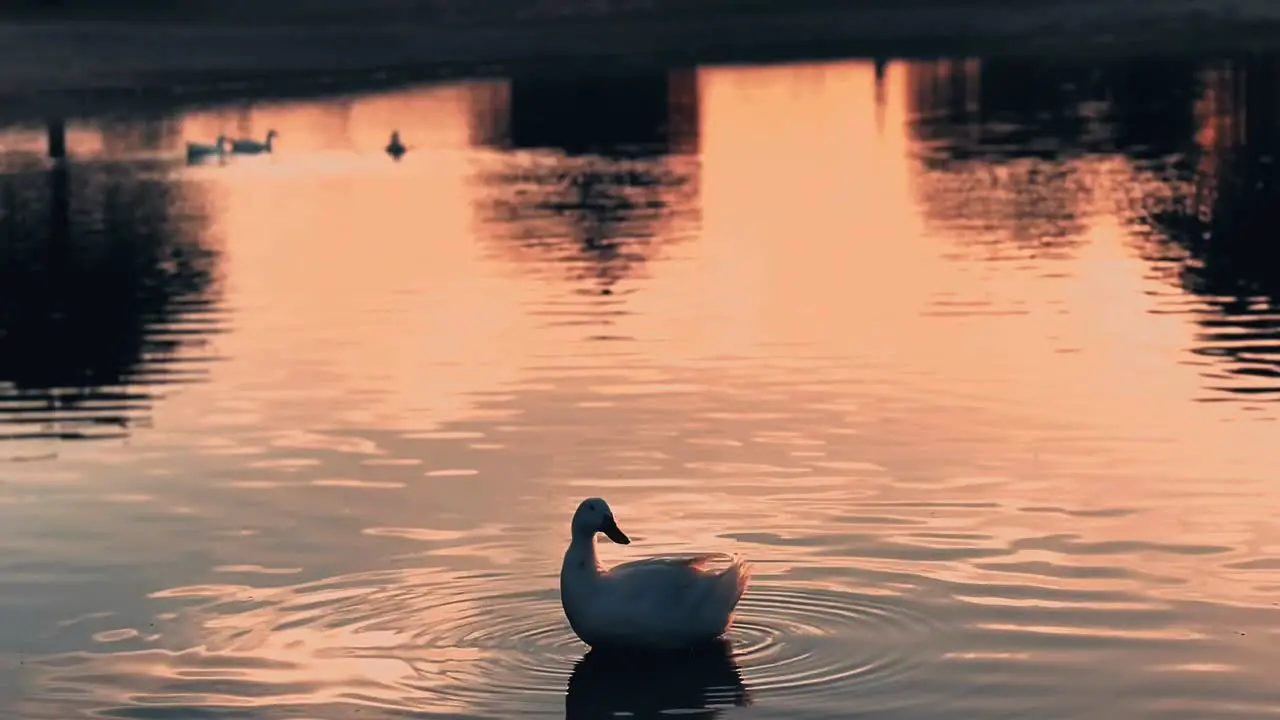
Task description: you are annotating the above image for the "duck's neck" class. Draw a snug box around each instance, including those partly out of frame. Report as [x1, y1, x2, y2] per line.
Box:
[562, 531, 601, 581]
[560, 531, 602, 640]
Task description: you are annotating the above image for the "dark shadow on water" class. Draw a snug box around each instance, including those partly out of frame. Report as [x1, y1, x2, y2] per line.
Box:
[476, 69, 700, 296]
[565, 639, 750, 719]
[0, 144, 223, 443]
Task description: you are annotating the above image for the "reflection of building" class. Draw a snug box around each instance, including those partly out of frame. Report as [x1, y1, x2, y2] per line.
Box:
[904, 60, 1092, 256]
[903, 58, 1212, 260]
[477, 153, 700, 293]
[906, 58, 982, 145]
[0, 157, 222, 442]
[505, 69, 700, 156]
[905, 58, 1200, 163]
[1105, 60, 1199, 159]
[474, 67, 701, 294]
[467, 81, 513, 148]
[907, 58, 1079, 161]
[907, 56, 1280, 403]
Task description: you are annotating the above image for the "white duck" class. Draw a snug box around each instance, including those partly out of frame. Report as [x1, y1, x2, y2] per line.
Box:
[186, 135, 228, 162]
[385, 130, 407, 160]
[560, 497, 751, 651]
[230, 130, 278, 154]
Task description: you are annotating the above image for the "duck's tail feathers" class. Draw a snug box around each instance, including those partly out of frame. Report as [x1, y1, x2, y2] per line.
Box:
[687, 553, 751, 600]
[722, 553, 752, 608]
[701, 553, 750, 626]
[705, 553, 750, 640]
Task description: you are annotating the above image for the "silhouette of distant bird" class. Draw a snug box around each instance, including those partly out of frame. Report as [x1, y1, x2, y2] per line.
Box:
[386, 131, 407, 160]
[186, 135, 228, 163]
[230, 130, 278, 154]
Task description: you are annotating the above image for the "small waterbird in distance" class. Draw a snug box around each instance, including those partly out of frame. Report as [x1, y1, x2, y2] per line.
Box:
[386, 131, 407, 160]
[230, 130, 278, 154]
[186, 135, 228, 163]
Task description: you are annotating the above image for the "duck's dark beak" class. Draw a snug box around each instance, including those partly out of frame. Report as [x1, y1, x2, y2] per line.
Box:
[601, 515, 630, 544]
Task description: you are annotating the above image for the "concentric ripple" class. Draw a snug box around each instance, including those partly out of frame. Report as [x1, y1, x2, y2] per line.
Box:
[729, 584, 947, 712]
[27, 570, 948, 718]
[223, 567, 587, 714]
[28, 568, 591, 717]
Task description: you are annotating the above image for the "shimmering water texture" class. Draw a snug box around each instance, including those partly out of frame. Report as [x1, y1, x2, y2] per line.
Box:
[3, 58, 1280, 719]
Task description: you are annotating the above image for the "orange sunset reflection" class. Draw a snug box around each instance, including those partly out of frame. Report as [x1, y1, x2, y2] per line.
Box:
[33, 569, 559, 717]
[13, 57, 1280, 720]
[154, 62, 1280, 593]
[154, 81, 552, 435]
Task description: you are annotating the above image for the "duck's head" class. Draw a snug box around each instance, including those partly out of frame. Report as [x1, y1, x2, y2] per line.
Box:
[572, 497, 630, 545]
[266, 130, 279, 141]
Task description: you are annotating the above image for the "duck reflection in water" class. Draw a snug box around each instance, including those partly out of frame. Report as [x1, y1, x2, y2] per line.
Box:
[565, 638, 751, 719]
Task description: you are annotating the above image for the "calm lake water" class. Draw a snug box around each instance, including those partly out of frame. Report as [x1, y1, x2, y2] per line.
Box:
[2, 57, 1279, 719]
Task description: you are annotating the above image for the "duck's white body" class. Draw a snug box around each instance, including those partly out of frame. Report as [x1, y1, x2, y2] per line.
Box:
[186, 136, 227, 162]
[559, 498, 751, 651]
[231, 130, 277, 154]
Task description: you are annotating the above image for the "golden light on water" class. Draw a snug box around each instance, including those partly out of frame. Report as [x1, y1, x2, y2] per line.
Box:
[4, 56, 1280, 720]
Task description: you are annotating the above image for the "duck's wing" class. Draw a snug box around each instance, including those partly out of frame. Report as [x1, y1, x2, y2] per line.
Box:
[593, 554, 750, 643]
[597, 558, 703, 613]
[608, 555, 712, 576]
[601, 555, 746, 610]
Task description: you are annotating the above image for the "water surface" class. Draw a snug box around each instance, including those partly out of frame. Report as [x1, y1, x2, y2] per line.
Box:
[2, 58, 1279, 719]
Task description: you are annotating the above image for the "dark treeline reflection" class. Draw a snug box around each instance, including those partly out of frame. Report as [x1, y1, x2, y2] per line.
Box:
[0, 154, 222, 443]
[477, 69, 700, 297]
[1133, 62, 1280, 402]
[906, 57, 1280, 403]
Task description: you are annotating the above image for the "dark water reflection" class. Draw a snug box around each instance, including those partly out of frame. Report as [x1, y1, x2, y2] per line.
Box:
[565, 641, 750, 719]
[1133, 63, 1280, 401]
[3, 58, 1280, 720]
[477, 69, 700, 295]
[908, 58, 1280, 406]
[477, 154, 700, 294]
[506, 70, 700, 156]
[0, 154, 222, 444]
